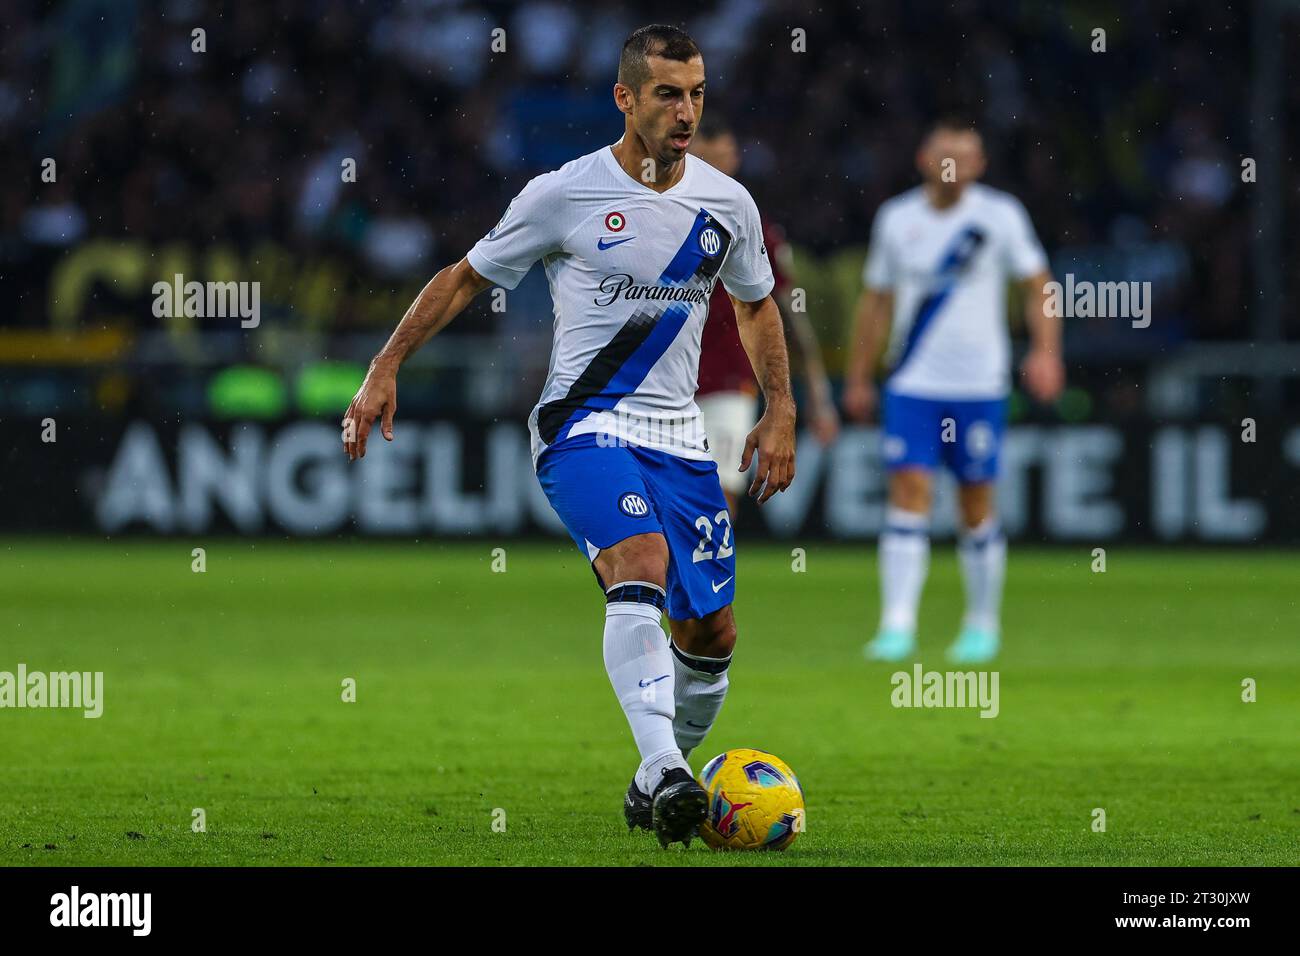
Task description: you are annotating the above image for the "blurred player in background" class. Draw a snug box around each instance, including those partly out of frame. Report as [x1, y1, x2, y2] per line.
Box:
[843, 118, 1064, 664]
[690, 118, 839, 513]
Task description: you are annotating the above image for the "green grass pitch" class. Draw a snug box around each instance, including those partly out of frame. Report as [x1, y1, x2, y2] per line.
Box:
[1, 538, 1296, 866]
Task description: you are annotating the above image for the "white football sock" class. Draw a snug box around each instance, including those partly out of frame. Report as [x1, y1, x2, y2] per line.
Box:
[602, 583, 689, 794]
[670, 642, 731, 760]
[879, 506, 930, 633]
[958, 516, 1006, 633]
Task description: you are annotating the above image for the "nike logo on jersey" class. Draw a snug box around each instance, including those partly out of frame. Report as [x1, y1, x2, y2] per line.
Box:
[638, 674, 670, 687]
[711, 576, 733, 593]
[597, 236, 635, 250]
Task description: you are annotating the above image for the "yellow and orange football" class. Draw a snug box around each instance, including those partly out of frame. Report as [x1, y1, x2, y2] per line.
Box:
[696, 748, 804, 851]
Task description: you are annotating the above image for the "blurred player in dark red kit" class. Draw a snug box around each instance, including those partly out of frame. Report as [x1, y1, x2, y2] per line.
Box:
[690, 118, 840, 514]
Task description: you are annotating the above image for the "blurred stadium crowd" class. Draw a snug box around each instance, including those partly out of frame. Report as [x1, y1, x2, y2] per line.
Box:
[1, 0, 1294, 420]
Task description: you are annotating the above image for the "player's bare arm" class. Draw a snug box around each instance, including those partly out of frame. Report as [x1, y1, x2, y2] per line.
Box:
[732, 293, 796, 503]
[775, 292, 840, 445]
[1019, 269, 1065, 403]
[843, 287, 894, 421]
[342, 258, 493, 460]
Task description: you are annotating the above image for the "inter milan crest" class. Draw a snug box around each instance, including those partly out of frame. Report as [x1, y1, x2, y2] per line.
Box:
[618, 492, 649, 517]
[698, 226, 721, 257]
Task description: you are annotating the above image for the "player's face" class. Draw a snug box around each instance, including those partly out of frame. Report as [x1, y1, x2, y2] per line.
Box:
[689, 131, 739, 175]
[917, 129, 987, 193]
[630, 55, 706, 165]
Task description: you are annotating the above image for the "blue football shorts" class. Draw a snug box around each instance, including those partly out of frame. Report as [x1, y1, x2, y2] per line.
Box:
[536, 434, 735, 620]
[881, 388, 1008, 483]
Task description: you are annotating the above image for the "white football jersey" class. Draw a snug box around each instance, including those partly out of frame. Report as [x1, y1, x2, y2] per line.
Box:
[468, 145, 774, 465]
[863, 183, 1048, 400]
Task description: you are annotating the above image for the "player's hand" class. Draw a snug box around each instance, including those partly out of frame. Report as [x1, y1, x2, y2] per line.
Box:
[842, 377, 877, 422]
[1020, 347, 1065, 404]
[809, 400, 840, 447]
[342, 366, 398, 461]
[740, 397, 796, 504]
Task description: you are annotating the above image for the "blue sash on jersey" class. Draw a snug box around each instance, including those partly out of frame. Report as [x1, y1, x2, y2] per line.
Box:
[537, 208, 732, 446]
[890, 224, 986, 378]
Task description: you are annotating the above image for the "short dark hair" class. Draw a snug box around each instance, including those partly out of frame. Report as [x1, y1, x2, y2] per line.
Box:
[930, 114, 980, 137]
[696, 114, 732, 141]
[617, 24, 701, 94]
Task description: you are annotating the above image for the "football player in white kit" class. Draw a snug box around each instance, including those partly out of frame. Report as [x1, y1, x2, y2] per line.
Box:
[843, 118, 1064, 664]
[342, 25, 797, 847]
